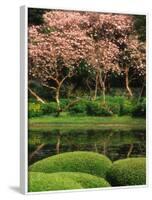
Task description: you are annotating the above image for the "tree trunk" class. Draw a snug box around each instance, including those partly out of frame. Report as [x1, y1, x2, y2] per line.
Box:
[94, 143, 98, 152]
[54, 75, 70, 114]
[56, 133, 61, 154]
[125, 67, 133, 97]
[93, 73, 98, 100]
[127, 144, 134, 158]
[55, 87, 60, 110]
[98, 70, 106, 104]
[55, 88, 61, 117]
[102, 81, 106, 104]
[28, 88, 45, 104]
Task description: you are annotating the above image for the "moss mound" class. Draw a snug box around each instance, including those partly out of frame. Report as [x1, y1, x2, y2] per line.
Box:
[29, 151, 112, 178]
[106, 157, 146, 186]
[28, 172, 110, 192]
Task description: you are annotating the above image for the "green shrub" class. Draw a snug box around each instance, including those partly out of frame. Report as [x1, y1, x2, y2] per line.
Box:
[106, 96, 135, 116]
[107, 102, 120, 115]
[106, 157, 146, 186]
[41, 102, 57, 115]
[106, 96, 123, 115]
[28, 102, 43, 118]
[28, 102, 58, 118]
[29, 151, 112, 178]
[28, 96, 145, 117]
[120, 99, 134, 115]
[59, 172, 111, 188]
[28, 172, 82, 192]
[69, 101, 87, 115]
[60, 99, 71, 109]
[132, 99, 146, 117]
[28, 172, 110, 192]
[86, 102, 112, 116]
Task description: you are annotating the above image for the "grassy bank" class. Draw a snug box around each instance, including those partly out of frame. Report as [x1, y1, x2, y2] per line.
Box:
[29, 115, 146, 131]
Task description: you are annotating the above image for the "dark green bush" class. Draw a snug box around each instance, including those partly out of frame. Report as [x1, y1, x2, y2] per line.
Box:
[106, 96, 123, 115]
[60, 99, 71, 109]
[86, 102, 112, 116]
[28, 96, 146, 117]
[69, 101, 87, 115]
[41, 102, 57, 115]
[28, 172, 110, 192]
[106, 157, 146, 186]
[120, 99, 134, 115]
[106, 96, 135, 116]
[29, 151, 112, 178]
[107, 102, 120, 115]
[132, 99, 146, 117]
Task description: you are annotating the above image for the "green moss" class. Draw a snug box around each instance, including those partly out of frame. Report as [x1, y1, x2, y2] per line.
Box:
[28, 172, 110, 192]
[29, 151, 112, 178]
[106, 157, 146, 186]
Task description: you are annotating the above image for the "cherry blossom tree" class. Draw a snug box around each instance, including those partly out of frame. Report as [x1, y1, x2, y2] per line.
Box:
[88, 40, 119, 101]
[28, 10, 146, 106]
[28, 23, 95, 110]
[83, 13, 134, 100]
[118, 35, 146, 97]
[42, 11, 125, 102]
[86, 13, 146, 97]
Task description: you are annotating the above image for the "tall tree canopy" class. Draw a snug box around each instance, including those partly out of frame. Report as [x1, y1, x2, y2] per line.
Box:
[28, 10, 146, 105]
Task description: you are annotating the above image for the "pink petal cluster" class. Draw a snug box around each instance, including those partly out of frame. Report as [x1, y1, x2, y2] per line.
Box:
[28, 10, 146, 85]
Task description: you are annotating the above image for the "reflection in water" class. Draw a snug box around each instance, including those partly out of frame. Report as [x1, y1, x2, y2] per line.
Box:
[28, 128, 146, 166]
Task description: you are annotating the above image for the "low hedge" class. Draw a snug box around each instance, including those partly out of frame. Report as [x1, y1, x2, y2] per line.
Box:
[28, 102, 58, 118]
[28, 172, 110, 192]
[86, 102, 112, 116]
[28, 102, 43, 118]
[132, 99, 146, 117]
[28, 97, 146, 117]
[69, 102, 87, 115]
[106, 157, 146, 186]
[41, 102, 57, 114]
[28, 172, 82, 192]
[29, 151, 112, 178]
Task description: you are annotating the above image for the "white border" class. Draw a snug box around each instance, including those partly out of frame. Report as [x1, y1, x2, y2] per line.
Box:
[20, 5, 148, 195]
[20, 6, 28, 194]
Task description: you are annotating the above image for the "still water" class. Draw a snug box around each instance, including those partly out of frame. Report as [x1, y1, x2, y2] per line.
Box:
[28, 126, 146, 166]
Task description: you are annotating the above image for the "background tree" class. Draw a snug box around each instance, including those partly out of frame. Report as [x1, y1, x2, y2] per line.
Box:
[28, 8, 49, 26]
[118, 35, 146, 97]
[86, 13, 146, 97]
[28, 10, 146, 106]
[133, 15, 146, 42]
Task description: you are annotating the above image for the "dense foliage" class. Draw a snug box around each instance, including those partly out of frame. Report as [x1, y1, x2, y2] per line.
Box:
[132, 98, 146, 117]
[28, 96, 146, 117]
[28, 172, 110, 192]
[28, 154, 146, 191]
[106, 157, 146, 186]
[29, 151, 112, 178]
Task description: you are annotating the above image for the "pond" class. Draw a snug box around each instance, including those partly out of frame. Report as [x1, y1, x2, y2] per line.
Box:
[28, 125, 146, 166]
